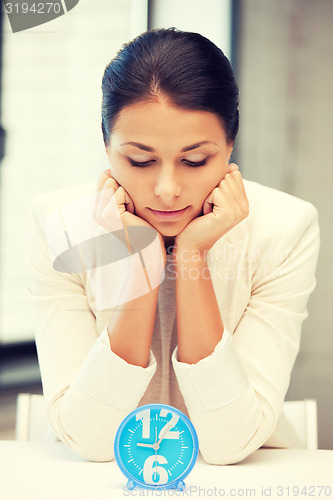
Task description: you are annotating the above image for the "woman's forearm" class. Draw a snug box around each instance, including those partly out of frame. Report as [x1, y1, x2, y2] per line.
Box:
[107, 275, 160, 368]
[175, 247, 224, 364]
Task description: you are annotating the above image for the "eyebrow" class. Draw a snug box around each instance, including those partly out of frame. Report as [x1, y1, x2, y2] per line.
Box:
[119, 141, 218, 152]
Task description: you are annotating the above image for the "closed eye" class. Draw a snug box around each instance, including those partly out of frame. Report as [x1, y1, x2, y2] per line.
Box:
[127, 158, 209, 168]
[128, 158, 154, 167]
[182, 159, 208, 167]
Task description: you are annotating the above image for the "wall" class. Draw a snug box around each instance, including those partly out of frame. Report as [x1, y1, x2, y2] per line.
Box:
[237, 0, 333, 449]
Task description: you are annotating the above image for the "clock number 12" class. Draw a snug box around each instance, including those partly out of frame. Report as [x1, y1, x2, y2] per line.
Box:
[136, 408, 179, 440]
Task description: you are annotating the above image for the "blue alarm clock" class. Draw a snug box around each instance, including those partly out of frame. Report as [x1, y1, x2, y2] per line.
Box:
[114, 403, 199, 491]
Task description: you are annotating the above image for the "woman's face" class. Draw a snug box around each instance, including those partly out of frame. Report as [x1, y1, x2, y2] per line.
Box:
[106, 99, 234, 238]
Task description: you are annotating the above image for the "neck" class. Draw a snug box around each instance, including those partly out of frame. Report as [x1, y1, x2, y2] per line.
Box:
[163, 236, 176, 255]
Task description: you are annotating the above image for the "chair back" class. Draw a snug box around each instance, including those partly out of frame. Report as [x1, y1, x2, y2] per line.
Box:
[15, 393, 56, 441]
[283, 399, 318, 450]
[16, 393, 318, 449]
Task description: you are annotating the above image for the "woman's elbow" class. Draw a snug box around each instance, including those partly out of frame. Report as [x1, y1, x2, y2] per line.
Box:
[53, 428, 116, 462]
[196, 415, 276, 465]
[199, 444, 258, 465]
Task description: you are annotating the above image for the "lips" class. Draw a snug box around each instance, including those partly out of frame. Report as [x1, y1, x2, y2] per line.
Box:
[148, 207, 188, 220]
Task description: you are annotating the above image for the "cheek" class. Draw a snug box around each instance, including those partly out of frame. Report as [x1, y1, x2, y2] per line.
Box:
[207, 160, 229, 188]
[195, 170, 225, 203]
[108, 153, 132, 184]
[108, 158, 140, 196]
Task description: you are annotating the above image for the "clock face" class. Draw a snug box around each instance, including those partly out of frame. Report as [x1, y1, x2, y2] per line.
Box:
[114, 404, 199, 489]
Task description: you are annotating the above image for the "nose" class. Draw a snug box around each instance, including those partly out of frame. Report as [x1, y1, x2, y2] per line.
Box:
[153, 166, 181, 201]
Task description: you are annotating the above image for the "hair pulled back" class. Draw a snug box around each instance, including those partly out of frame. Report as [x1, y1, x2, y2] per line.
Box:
[101, 27, 239, 146]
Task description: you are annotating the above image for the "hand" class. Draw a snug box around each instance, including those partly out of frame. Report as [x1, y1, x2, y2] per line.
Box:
[94, 169, 153, 231]
[93, 169, 167, 264]
[137, 442, 159, 450]
[137, 427, 160, 451]
[175, 164, 249, 254]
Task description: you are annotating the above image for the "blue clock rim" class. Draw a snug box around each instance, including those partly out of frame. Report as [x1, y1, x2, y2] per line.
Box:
[114, 403, 199, 490]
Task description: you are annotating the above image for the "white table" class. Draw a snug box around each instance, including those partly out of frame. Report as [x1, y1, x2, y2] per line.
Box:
[0, 441, 332, 500]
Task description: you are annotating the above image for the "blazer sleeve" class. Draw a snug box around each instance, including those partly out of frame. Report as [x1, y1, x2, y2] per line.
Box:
[172, 202, 320, 465]
[26, 196, 157, 461]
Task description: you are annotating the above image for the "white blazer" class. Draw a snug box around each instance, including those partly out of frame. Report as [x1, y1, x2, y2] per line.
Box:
[26, 178, 320, 464]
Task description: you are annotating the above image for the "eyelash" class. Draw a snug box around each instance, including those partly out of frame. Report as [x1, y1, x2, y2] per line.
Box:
[128, 158, 208, 168]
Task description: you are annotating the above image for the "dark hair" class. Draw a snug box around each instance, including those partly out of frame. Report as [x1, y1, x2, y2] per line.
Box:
[101, 27, 239, 147]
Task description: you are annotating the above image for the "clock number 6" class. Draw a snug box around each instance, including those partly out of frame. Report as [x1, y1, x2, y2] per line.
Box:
[143, 454, 168, 485]
[136, 408, 179, 440]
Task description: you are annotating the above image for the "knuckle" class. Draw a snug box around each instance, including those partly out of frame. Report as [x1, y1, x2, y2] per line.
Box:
[102, 168, 111, 177]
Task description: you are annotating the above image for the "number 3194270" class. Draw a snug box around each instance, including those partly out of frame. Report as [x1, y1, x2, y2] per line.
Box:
[5, 3, 61, 14]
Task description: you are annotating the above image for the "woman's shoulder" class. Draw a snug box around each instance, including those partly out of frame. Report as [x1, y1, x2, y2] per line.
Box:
[243, 178, 318, 231]
[226, 178, 320, 255]
[243, 178, 317, 214]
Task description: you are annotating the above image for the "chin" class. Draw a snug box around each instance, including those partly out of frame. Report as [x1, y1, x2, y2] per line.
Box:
[160, 227, 180, 236]
[159, 224, 187, 238]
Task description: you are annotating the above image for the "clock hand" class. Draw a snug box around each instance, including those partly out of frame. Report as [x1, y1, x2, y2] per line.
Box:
[137, 429, 160, 450]
[154, 427, 158, 482]
[157, 419, 175, 446]
[137, 425, 162, 451]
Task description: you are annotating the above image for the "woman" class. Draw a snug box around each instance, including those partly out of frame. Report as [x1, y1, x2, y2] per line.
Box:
[27, 28, 320, 465]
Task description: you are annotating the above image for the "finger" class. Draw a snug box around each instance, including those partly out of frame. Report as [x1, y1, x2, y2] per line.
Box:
[203, 165, 241, 214]
[227, 163, 239, 174]
[203, 191, 212, 215]
[96, 177, 118, 221]
[111, 186, 135, 217]
[121, 187, 135, 215]
[203, 188, 215, 215]
[225, 171, 249, 211]
[210, 185, 233, 217]
[93, 169, 113, 219]
[211, 183, 246, 231]
[223, 172, 243, 201]
[96, 169, 111, 191]
[221, 173, 249, 219]
[218, 178, 239, 210]
[203, 180, 232, 215]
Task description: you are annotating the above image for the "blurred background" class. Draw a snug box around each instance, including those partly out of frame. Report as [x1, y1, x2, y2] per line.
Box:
[0, 0, 332, 448]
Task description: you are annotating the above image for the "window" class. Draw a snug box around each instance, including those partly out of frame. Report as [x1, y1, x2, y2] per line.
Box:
[0, 0, 147, 343]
